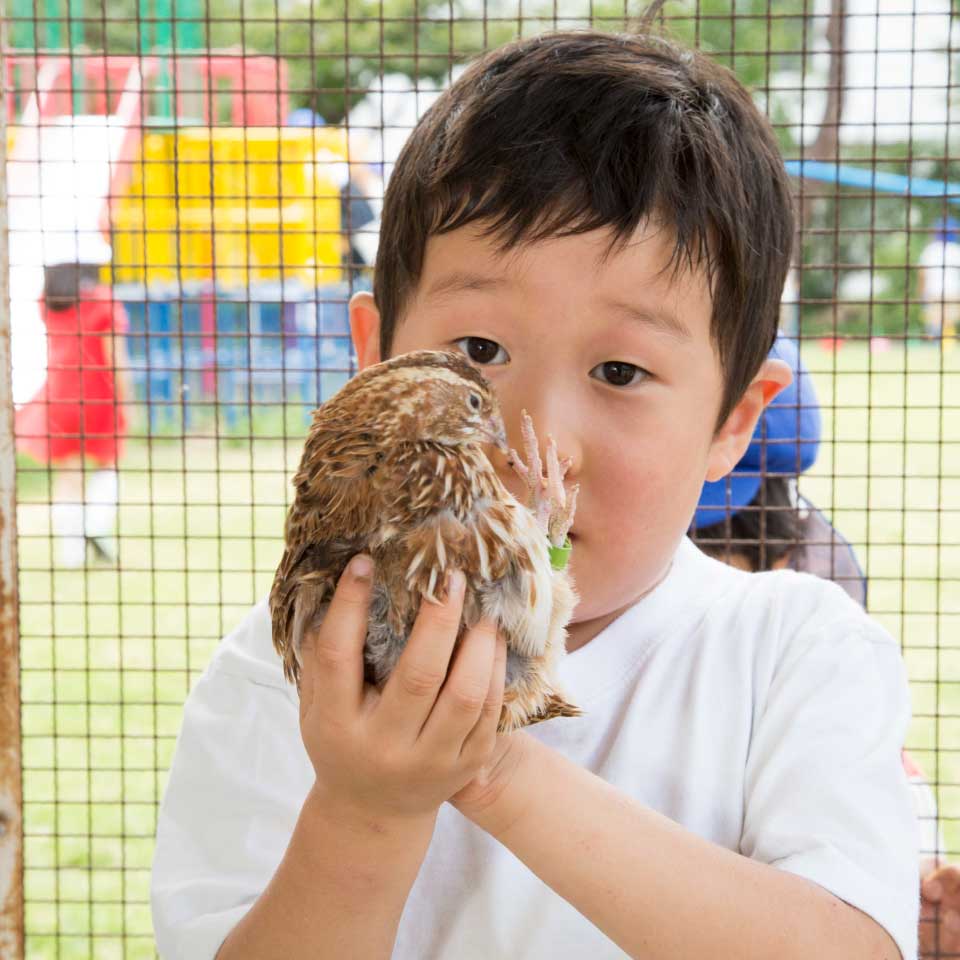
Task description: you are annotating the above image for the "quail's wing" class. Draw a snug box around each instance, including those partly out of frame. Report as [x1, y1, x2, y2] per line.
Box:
[270, 425, 382, 685]
[286, 423, 384, 543]
[270, 534, 363, 686]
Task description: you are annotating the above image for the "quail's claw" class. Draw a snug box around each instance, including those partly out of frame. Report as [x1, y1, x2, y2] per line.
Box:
[549, 481, 579, 547]
[508, 447, 531, 486]
[520, 410, 545, 496]
[545, 434, 566, 510]
[510, 414, 579, 547]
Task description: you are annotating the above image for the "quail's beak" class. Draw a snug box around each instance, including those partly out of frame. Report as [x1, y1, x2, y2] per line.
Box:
[482, 417, 510, 453]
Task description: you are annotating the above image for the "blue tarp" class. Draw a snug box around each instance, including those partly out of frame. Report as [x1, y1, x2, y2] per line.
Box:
[785, 159, 960, 202]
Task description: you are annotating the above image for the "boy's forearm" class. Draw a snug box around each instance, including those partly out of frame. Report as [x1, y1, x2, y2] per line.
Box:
[216, 785, 434, 960]
[460, 735, 900, 960]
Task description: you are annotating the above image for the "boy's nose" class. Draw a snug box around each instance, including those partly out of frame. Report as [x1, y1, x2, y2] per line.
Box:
[520, 405, 582, 475]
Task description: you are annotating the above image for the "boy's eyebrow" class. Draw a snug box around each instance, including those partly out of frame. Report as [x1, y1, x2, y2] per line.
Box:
[424, 272, 692, 343]
[423, 271, 509, 301]
[599, 296, 692, 344]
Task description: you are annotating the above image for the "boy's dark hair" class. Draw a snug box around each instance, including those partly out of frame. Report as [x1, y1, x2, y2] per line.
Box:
[373, 29, 796, 431]
[693, 475, 802, 571]
[43, 263, 102, 312]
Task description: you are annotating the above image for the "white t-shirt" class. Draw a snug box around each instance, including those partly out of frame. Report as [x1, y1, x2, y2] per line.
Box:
[918, 240, 960, 300]
[151, 536, 919, 960]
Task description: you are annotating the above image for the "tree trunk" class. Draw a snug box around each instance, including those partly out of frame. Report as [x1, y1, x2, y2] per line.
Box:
[800, 0, 847, 229]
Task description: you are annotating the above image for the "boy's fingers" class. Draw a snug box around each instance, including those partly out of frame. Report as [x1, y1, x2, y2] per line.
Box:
[420, 618, 500, 753]
[924, 865, 960, 903]
[943, 865, 960, 895]
[298, 641, 314, 724]
[376, 570, 466, 741]
[302, 554, 374, 719]
[923, 878, 943, 903]
[458, 629, 507, 758]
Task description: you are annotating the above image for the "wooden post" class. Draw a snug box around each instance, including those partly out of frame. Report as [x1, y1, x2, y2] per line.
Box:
[0, 4, 25, 955]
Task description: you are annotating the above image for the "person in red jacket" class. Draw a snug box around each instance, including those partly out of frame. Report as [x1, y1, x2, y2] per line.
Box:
[15, 238, 131, 567]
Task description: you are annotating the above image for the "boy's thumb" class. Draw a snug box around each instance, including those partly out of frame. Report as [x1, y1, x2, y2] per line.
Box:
[297, 630, 317, 714]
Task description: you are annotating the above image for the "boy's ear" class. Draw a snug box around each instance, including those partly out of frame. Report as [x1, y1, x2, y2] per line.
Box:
[349, 291, 382, 370]
[704, 358, 793, 483]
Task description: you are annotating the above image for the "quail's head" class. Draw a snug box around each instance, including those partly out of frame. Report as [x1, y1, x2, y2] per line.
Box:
[347, 349, 510, 454]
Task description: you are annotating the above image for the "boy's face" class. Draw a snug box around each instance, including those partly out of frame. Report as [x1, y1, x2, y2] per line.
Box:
[350, 222, 790, 651]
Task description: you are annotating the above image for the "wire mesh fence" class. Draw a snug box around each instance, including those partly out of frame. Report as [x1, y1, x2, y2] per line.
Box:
[1, 0, 958, 956]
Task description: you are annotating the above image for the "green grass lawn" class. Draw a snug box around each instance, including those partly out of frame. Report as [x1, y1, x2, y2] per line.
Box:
[13, 339, 960, 957]
[16, 426, 303, 959]
[801, 339, 960, 837]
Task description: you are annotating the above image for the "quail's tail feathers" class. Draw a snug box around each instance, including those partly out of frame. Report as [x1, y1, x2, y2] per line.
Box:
[497, 687, 582, 733]
[526, 691, 583, 725]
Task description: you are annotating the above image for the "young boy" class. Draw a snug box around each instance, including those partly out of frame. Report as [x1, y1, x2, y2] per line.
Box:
[151, 30, 919, 959]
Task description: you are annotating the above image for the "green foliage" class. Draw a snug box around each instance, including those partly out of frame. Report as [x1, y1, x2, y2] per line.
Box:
[254, 0, 519, 122]
[21, 0, 514, 121]
[799, 143, 960, 339]
[34, 0, 818, 124]
[649, 0, 811, 92]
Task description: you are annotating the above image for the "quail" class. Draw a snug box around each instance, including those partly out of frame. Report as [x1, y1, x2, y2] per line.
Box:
[270, 349, 581, 732]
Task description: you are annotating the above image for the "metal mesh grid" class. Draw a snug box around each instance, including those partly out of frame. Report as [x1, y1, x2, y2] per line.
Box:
[1, 0, 958, 956]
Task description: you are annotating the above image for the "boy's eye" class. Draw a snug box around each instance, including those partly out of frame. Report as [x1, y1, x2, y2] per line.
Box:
[591, 361, 649, 388]
[453, 336, 509, 365]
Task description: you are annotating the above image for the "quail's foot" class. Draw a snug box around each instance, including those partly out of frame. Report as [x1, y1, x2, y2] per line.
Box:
[508, 409, 579, 548]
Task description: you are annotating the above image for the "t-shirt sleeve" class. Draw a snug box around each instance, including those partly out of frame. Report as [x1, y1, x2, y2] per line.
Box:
[151, 661, 313, 959]
[740, 608, 919, 960]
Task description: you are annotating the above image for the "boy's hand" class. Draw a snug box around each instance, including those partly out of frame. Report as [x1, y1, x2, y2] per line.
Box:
[298, 555, 508, 825]
[448, 729, 530, 830]
[921, 862, 960, 958]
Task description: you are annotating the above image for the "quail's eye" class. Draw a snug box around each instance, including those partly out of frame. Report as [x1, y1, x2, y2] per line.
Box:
[468, 393, 482, 411]
[590, 361, 650, 388]
[453, 336, 509, 366]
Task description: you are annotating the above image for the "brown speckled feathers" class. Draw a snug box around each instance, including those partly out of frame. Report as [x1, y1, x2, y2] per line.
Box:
[269, 349, 580, 732]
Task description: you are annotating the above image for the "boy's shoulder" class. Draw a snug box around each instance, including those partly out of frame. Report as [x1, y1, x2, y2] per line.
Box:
[680, 545, 905, 740]
[685, 538, 895, 653]
[204, 597, 294, 696]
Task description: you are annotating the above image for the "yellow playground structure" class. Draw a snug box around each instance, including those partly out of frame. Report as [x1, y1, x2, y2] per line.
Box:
[112, 126, 349, 290]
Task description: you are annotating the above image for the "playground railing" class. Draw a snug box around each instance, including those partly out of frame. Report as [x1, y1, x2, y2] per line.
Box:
[116, 279, 365, 433]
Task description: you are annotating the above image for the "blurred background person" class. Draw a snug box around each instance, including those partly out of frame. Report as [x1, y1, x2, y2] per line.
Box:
[691, 336, 866, 598]
[917, 216, 960, 341]
[339, 157, 381, 283]
[14, 233, 131, 567]
[288, 107, 382, 284]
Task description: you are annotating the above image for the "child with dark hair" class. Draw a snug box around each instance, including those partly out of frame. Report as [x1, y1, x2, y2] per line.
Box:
[153, 30, 918, 959]
[15, 236, 130, 566]
[692, 335, 956, 960]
